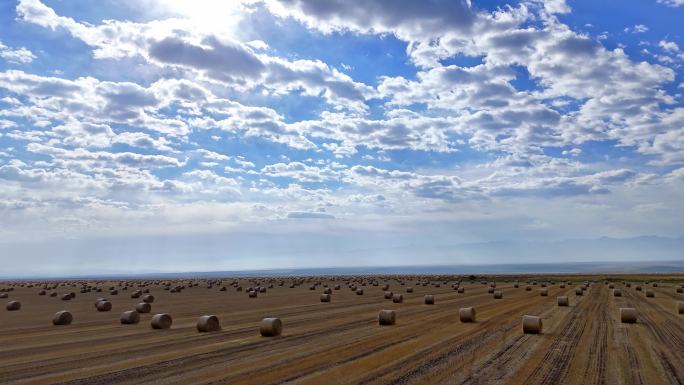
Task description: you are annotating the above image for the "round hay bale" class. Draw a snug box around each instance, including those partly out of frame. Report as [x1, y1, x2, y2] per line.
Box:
[575, 288, 583, 296]
[6, 301, 21, 311]
[142, 294, 154, 303]
[646, 290, 655, 298]
[424, 295, 435, 304]
[52, 310, 73, 325]
[320, 293, 331, 302]
[676, 287, 683, 294]
[248, 290, 258, 298]
[493, 290, 503, 299]
[540, 288, 548, 297]
[323, 288, 332, 294]
[151, 313, 173, 329]
[135, 302, 151, 313]
[525, 286, 532, 291]
[677, 301, 684, 315]
[0, 293, 7, 299]
[406, 287, 413, 293]
[61, 293, 72, 301]
[635, 285, 642, 291]
[356, 289, 364, 295]
[378, 310, 396, 325]
[197, 315, 221, 332]
[120, 310, 140, 325]
[382, 284, 389, 291]
[559, 284, 565, 289]
[459, 307, 476, 323]
[522, 315, 542, 334]
[608, 284, 614, 289]
[487, 287, 495, 294]
[39, 290, 46, 295]
[96, 300, 112, 312]
[49, 292, 57, 297]
[334, 284, 341, 290]
[613, 289, 622, 297]
[392, 294, 403, 303]
[457, 287, 465, 293]
[620, 308, 637, 323]
[384, 291, 393, 299]
[260, 317, 283, 336]
[557, 296, 569, 306]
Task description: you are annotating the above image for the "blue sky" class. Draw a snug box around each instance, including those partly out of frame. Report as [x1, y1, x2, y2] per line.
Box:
[1, 0, 684, 276]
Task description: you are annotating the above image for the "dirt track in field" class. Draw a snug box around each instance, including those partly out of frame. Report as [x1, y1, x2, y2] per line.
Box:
[1, 275, 683, 385]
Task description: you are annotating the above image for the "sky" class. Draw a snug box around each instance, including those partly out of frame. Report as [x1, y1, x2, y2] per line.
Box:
[1, 0, 684, 276]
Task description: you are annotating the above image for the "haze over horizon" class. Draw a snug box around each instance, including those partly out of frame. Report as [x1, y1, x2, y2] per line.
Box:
[1, 0, 684, 276]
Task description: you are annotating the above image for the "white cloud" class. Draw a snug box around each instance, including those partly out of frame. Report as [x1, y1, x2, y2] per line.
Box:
[0, 40, 36, 64]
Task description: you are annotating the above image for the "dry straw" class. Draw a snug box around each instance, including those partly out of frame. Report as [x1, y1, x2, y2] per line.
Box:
[260, 317, 283, 336]
[620, 308, 637, 323]
[53, 310, 73, 326]
[459, 307, 476, 323]
[6, 301, 20, 311]
[151, 313, 173, 329]
[120, 310, 140, 324]
[197, 315, 221, 332]
[522, 315, 542, 334]
[378, 310, 396, 325]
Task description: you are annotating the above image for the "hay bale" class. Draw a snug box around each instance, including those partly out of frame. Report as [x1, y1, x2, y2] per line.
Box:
[334, 284, 341, 290]
[493, 290, 503, 299]
[613, 289, 622, 297]
[120, 310, 140, 324]
[6, 301, 21, 311]
[151, 313, 173, 329]
[635, 285, 642, 291]
[540, 288, 548, 297]
[52, 310, 73, 326]
[135, 302, 151, 313]
[378, 310, 396, 325]
[39, 290, 46, 296]
[513, 283, 519, 288]
[142, 294, 155, 303]
[522, 315, 542, 334]
[260, 317, 283, 336]
[559, 284, 565, 289]
[320, 293, 331, 302]
[457, 287, 465, 293]
[525, 286, 532, 291]
[197, 315, 221, 332]
[646, 290, 655, 298]
[575, 288, 583, 296]
[620, 308, 637, 323]
[323, 288, 332, 294]
[406, 287, 414, 293]
[424, 295, 435, 304]
[392, 294, 403, 303]
[676, 287, 683, 294]
[384, 291, 393, 299]
[459, 307, 476, 323]
[248, 290, 258, 298]
[677, 301, 684, 315]
[557, 296, 569, 306]
[96, 301, 112, 312]
[488, 287, 495, 294]
[0, 293, 7, 299]
[356, 289, 364, 295]
[61, 293, 72, 301]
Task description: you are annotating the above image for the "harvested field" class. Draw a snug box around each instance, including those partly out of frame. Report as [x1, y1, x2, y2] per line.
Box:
[0, 274, 683, 384]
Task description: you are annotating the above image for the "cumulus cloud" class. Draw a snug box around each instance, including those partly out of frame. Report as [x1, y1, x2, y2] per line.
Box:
[0, 40, 36, 64]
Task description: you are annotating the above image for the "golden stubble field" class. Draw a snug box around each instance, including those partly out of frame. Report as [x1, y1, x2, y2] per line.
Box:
[1, 274, 683, 385]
